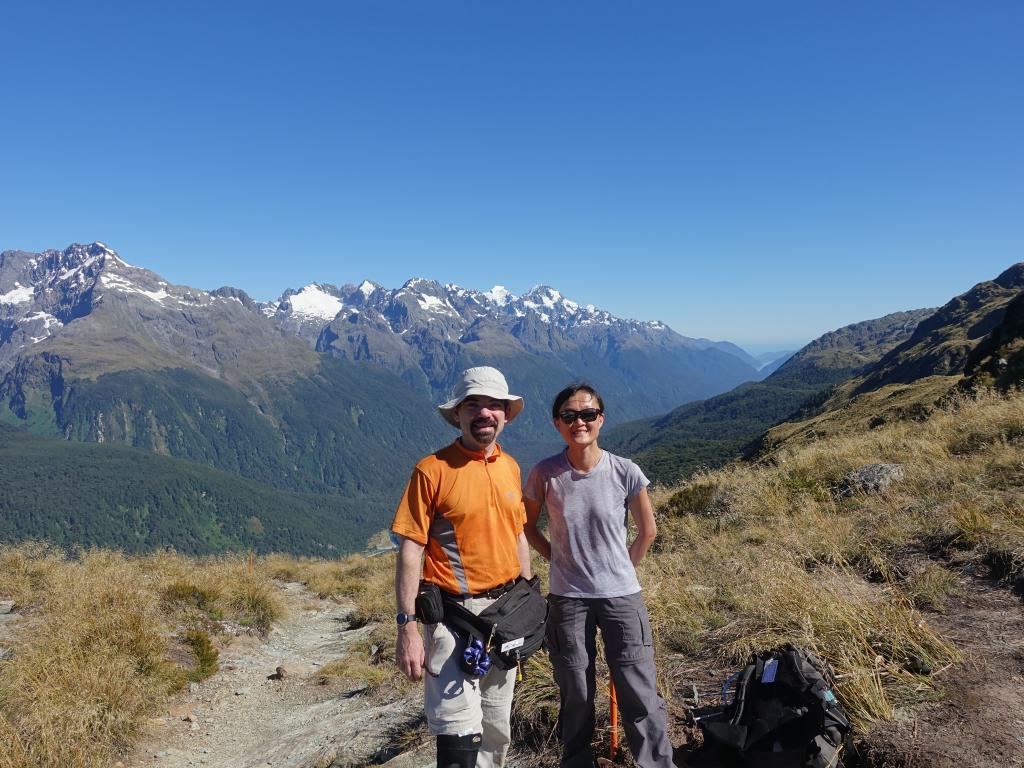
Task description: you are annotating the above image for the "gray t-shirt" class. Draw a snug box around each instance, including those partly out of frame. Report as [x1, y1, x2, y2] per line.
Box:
[524, 450, 649, 598]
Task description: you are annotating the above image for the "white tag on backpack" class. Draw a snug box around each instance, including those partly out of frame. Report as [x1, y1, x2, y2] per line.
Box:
[500, 637, 525, 653]
[761, 658, 778, 683]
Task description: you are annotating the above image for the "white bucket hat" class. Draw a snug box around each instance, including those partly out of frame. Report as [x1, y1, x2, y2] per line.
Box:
[438, 366, 524, 427]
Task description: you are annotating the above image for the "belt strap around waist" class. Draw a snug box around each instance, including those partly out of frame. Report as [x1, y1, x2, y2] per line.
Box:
[442, 579, 517, 601]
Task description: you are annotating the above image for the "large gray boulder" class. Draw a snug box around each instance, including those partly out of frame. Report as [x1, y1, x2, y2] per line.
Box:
[834, 463, 905, 498]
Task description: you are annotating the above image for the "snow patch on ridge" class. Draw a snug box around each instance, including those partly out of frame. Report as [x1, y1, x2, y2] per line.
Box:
[140, 288, 170, 303]
[95, 242, 133, 267]
[484, 286, 513, 306]
[56, 256, 98, 282]
[288, 285, 343, 319]
[24, 311, 63, 343]
[99, 273, 184, 306]
[416, 294, 457, 315]
[1, 283, 34, 305]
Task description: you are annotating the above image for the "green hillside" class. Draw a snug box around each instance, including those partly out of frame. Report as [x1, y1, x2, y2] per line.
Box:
[605, 310, 932, 485]
[964, 290, 1024, 391]
[0, 424, 377, 555]
[761, 264, 1024, 451]
[2, 355, 448, 507]
[853, 264, 1024, 396]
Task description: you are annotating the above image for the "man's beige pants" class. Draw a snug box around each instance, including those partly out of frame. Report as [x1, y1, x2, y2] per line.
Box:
[423, 596, 517, 768]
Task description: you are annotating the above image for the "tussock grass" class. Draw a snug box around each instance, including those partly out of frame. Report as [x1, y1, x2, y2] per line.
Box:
[162, 580, 223, 619]
[0, 548, 288, 767]
[318, 624, 410, 696]
[264, 551, 395, 627]
[0, 715, 29, 768]
[0, 541, 64, 607]
[0, 550, 173, 767]
[511, 655, 561, 765]
[902, 562, 962, 611]
[183, 629, 220, 681]
[641, 387, 1023, 730]
[225, 580, 281, 635]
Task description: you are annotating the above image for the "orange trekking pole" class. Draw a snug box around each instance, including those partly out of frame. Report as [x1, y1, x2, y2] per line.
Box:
[609, 676, 619, 758]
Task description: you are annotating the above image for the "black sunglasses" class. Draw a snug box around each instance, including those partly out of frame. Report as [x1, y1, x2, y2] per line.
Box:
[557, 408, 603, 425]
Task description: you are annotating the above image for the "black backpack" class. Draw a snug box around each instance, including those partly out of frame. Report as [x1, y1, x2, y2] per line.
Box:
[696, 645, 851, 768]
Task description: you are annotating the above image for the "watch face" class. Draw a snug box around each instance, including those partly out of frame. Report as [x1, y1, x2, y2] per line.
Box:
[396, 612, 412, 625]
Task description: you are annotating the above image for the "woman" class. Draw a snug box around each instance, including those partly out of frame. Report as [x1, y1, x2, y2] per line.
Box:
[524, 384, 674, 768]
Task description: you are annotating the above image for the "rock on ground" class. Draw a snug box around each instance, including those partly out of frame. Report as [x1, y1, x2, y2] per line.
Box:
[834, 463, 905, 498]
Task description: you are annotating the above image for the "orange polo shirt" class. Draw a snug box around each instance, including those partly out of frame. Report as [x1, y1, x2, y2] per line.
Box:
[392, 440, 526, 595]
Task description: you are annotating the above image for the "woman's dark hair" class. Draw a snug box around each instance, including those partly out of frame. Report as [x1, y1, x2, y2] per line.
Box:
[551, 383, 605, 420]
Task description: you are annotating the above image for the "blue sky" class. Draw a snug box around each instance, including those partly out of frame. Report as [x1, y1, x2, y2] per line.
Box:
[2, 2, 1021, 351]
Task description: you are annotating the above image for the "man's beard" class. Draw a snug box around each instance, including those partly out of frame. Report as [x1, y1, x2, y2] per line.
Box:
[469, 418, 498, 443]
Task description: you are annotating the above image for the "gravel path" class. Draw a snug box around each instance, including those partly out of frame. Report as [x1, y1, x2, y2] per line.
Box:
[123, 582, 426, 768]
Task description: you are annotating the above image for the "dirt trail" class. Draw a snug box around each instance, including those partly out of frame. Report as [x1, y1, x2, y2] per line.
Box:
[124, 582, 428, 768]
[857, 574, 1024, 767]
[121, 572, 1024, 768]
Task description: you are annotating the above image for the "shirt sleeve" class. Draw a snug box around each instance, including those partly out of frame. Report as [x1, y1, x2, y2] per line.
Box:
[390, 467, 435, 545]
[513, 461, 526, 527]
[523, 462, 544, 503]
[624, 459, 650, 500]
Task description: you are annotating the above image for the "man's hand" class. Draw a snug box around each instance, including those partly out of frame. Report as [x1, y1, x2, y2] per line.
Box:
[396, 622, 425, 681]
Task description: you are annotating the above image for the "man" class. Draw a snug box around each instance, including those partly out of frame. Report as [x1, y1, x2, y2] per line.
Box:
[392, 366, 532, 768]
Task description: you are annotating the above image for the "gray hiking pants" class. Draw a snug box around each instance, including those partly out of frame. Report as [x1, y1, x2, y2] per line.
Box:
[547, 592, 673, 768]
[423, 596, 516, 768]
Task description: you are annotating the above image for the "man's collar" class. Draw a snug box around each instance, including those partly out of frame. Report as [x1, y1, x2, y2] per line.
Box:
[453, 438, 502, 463]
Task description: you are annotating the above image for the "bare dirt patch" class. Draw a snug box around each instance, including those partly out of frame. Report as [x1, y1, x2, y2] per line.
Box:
[853, 574, 1024, 768]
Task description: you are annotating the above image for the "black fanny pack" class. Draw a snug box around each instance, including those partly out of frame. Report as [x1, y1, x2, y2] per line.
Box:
[430, 578, 548, 671]
[414, 581, 447, 625]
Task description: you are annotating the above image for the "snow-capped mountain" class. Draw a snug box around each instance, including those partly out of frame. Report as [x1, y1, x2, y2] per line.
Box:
[260, 277, 758, 407]
[0, 242, 313, 383]
[253, 276, 762, 441]
[1, 242, 760, 458]
[0, 242, 128, 358]
[264, 278, 671, 345]
[0, 240, 756, 545]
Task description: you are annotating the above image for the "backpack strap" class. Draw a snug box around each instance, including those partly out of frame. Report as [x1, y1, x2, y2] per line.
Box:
[728, 662, 758, 726]
[439, 593, 489, 641]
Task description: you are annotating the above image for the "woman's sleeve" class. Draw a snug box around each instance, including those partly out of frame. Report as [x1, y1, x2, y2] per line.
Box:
[625, 459, 651, 499]
[523, 462, 544, 503]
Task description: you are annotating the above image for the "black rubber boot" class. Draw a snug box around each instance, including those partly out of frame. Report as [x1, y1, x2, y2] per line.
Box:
[436, 733, 482, 768]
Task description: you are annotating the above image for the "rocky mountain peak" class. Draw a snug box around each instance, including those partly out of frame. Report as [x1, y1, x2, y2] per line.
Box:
[210, 286, 258, 311]
[278, 284, 345, 320]
[357, 279, 380, 300]
[483, 285, 512, 306]
[0, 242, 280, 376]
[0, 242, 142, 356]
[993, 262, 1024, 290]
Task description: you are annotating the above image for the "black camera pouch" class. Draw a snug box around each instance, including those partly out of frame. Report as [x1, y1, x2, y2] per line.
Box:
[415, 582, 445, 624]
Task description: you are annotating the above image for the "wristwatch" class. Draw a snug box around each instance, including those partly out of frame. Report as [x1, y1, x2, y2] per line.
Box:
[396, 611, 417, 626]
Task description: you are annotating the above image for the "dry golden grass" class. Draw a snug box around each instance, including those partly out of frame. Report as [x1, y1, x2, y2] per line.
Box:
[0, 548, 289, 767]
[317, 624, 412, 696]
[0, 550, 173, 767]
[642, 387, 1023, 730]
[0, 541, 65, 608]
[259, 550, 395, 627]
